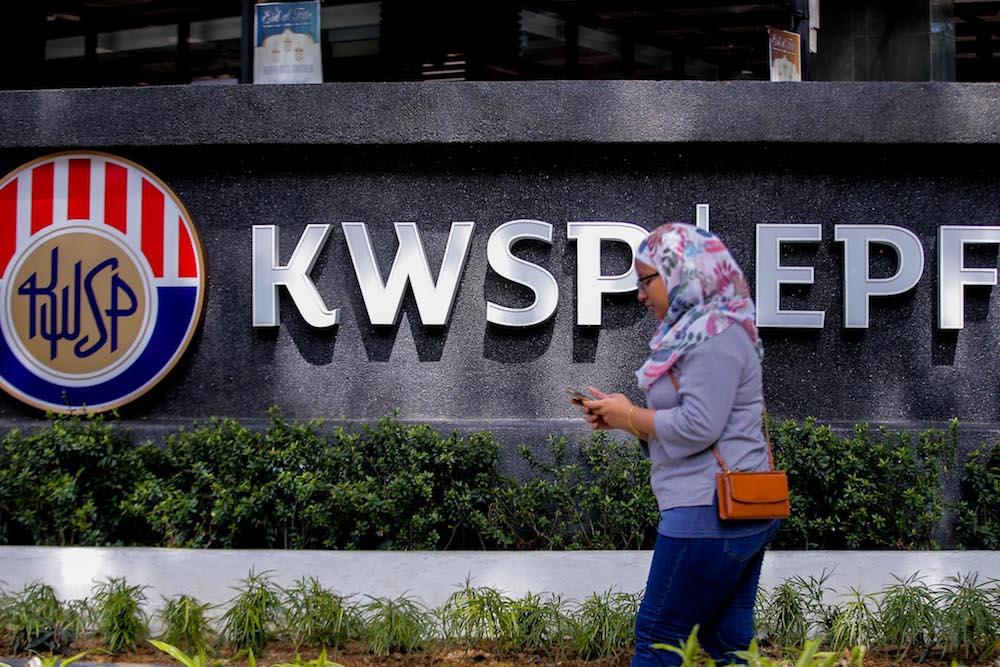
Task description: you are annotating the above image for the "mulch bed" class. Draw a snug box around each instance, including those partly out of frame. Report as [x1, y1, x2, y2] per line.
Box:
[5, 641, 995, 667]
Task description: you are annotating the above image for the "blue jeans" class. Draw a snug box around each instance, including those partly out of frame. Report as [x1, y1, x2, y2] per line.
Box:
[631, 521, 781, 666]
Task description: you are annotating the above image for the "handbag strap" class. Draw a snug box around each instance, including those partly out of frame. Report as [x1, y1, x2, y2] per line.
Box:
[666, 369, 775, 473]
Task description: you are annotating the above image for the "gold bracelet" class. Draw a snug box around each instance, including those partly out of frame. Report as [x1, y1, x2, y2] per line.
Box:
[627, 406, 640, 437]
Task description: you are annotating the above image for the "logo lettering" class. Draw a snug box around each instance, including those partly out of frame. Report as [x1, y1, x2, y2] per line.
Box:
[0, 152, 205, 413]
[17, 248, 139, 361]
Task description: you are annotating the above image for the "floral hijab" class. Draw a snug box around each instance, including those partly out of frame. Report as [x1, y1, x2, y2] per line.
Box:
[634, 223, 763, 392]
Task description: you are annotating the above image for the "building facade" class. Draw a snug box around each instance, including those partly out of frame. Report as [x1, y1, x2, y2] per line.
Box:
[1, 1, 999, 451]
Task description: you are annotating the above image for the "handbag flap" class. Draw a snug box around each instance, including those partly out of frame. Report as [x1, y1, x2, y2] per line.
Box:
[725, 471, 789, 504]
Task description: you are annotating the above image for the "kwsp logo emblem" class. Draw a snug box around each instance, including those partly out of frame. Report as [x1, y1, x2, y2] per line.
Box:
[0, 152, 205, 412]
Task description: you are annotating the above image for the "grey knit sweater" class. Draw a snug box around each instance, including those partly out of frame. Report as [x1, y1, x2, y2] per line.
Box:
[644, 324, 768, 511]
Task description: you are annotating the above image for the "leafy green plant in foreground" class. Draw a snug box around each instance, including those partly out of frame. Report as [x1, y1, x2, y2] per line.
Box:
[756, 580, 809, 649]
[158, 594, 215, 655]
[756, 571, 840, 650]
[269, 647, 344, 667]
[739, 638, 864, 667]
[826, 588, 878, 651]
[281, 577, 354, 650]
[651, 629, 863, 667]
[149, 638, 222, 667]
[435, 586, 576, 658]
[653, 625, 702, 666]
[20, 651, 92, 667]
[876, 572, 939, 661]
[356, 595, 433, 657]
[2, 581, 76, 655]
[935, 572, 1000, 661]
[2, 571, 999, 662]
[569, 589, 640, 661]
[439, 580, 518, 651]
[508, 592, 574, 659]
[91, 576, 148, 654]
[650, 627, 866, 667]
[219, 570, 282, 654]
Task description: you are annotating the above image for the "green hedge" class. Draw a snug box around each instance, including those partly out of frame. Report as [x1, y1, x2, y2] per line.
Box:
[770, 418, 957, 549]
[0, 410, 995, 550]
[953, 440, 1000, 548]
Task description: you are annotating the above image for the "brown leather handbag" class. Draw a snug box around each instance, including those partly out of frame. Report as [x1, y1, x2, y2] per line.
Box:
[668, 370, 790, 521]
[712, 440, 790, 520]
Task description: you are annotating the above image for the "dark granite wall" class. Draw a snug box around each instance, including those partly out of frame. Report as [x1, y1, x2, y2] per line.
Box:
[0, 82, 997, 442]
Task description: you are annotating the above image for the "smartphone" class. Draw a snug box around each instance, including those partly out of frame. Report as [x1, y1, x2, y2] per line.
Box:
[566, 388, 594, 402]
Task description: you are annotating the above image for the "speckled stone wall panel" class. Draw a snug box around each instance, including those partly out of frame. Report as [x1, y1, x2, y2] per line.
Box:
[1, 82, 1000, 148]
[0, 141, 997, 432]
[0, 81, 999, 442]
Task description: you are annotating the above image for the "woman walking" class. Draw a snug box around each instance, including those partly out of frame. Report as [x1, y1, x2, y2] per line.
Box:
[577, 223, 781, 666]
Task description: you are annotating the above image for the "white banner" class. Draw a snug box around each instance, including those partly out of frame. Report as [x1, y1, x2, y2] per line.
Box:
[254, 1, 323, 85]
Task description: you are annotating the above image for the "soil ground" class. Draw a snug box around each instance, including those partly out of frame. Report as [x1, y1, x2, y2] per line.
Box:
[10, 641, 993, 667]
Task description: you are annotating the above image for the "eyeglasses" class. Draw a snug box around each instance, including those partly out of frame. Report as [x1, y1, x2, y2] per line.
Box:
[637, 272, 660, 294]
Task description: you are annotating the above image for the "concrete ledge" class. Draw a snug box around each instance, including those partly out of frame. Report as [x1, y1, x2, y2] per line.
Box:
[1, 81, 999, 148]
[1, 547, 996, 610]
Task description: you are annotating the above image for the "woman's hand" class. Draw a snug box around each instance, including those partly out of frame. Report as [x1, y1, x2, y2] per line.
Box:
[570, 386, 611, 431]
[581, 387, 634, 432]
